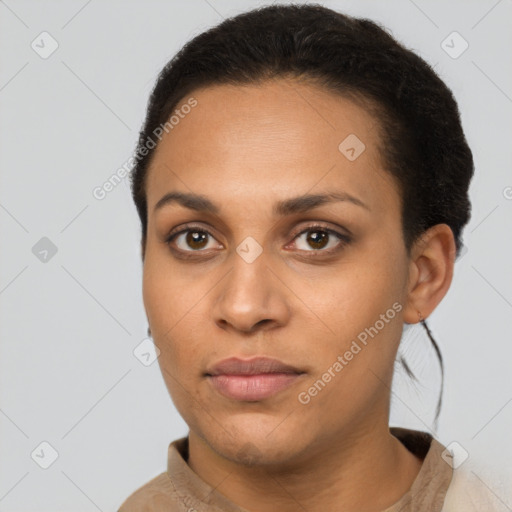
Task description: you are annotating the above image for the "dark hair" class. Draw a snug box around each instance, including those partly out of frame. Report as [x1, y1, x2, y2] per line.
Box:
[131, 3, 474, 427]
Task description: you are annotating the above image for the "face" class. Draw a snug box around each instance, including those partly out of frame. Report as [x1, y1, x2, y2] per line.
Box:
[142, 78, 412, 465]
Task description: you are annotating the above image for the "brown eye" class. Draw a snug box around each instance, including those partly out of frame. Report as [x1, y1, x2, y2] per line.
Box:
[292, 226, 349, 253]
[185, 231, 209, 250]
[305, 230, 329, 249]
[167, 227, 220, 252]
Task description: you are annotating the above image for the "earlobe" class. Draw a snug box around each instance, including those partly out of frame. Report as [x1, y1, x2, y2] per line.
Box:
[402, 224, 456, 324]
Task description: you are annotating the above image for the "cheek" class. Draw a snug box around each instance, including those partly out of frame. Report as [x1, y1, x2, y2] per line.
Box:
[143, 258, 181, 348]
[300, 257, 404, 341]
[142, 256, 212, 374]
[296, 251, 408, 404]
[142, 241, 192, 328]
[294, 269, 405, 416]
[143, 268, 206, 423]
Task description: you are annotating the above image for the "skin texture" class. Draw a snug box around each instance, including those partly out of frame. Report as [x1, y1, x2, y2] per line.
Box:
[142, 78, 456, 511]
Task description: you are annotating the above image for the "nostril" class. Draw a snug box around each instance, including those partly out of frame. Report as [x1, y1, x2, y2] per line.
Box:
[255, 319, 272, 328]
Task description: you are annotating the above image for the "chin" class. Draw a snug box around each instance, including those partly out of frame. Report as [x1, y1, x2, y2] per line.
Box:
[197, 414, 309, 467]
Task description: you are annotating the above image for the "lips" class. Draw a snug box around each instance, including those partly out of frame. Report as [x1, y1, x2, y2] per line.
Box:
[206, 357, 305, 401]
[207, 357, 303, 376]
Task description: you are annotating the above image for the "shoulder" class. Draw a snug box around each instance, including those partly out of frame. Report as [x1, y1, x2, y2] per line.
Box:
[118, 471, 186, 512]
[442, 464, 511, 511]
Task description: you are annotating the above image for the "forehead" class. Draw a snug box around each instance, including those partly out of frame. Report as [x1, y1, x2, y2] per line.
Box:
[145, 79, 398, 216]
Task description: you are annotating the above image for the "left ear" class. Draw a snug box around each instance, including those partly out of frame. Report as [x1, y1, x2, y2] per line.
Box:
[402, 223, 457, 324]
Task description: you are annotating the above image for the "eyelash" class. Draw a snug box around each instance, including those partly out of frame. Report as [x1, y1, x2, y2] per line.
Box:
[165, 222, 351, 257]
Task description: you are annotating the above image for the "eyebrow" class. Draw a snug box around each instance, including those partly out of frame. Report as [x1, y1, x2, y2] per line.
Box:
[153, 190, 370, 215]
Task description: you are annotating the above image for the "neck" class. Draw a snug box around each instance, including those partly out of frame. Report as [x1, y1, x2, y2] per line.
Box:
[187, 421, 423, 512]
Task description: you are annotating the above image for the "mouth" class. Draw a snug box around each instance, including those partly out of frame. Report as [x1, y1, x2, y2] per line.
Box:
[205, 357, 306, 401]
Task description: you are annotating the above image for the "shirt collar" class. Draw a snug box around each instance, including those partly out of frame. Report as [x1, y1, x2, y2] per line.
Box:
[166, 427, 453, 512]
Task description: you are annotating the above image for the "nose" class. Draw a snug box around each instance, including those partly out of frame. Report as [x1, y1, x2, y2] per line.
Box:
[212, 249, 291, 335]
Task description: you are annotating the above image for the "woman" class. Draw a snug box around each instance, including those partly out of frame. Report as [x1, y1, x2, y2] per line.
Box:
[119, 4, 504, 511]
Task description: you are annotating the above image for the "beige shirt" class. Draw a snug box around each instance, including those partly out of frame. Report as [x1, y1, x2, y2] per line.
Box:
[118, 427, 464, 511]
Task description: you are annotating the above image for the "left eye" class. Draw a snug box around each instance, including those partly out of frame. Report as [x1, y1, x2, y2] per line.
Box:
[292, 228, 346, 252]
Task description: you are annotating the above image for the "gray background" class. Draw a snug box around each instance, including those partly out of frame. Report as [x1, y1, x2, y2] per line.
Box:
[1, 0, 511, 510]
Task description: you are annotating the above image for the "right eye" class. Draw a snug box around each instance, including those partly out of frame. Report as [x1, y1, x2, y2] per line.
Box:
[166, 225, 223, 253]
